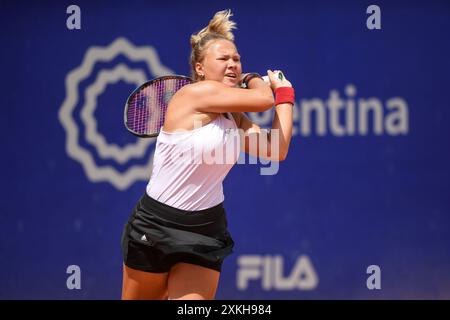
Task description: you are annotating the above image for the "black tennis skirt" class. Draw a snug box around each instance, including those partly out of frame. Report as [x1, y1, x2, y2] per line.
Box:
[121, 193, 235, 273]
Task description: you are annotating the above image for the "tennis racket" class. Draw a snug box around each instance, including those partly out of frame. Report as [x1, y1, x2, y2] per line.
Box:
[124, 75, 193, 137]
[124, 72, 283, 138]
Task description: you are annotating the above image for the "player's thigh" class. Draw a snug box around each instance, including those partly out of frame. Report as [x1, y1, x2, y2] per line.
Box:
[167, 262, 220, 300]
[122, 264, 169, 300]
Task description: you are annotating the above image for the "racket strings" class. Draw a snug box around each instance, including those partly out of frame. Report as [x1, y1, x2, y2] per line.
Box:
[126, 77, 193, 137]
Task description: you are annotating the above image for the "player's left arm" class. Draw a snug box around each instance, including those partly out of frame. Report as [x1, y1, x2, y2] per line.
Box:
[232, 104, 293, 161]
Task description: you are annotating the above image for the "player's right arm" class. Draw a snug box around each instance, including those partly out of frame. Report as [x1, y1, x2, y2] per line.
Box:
[183, 77, 274, 113]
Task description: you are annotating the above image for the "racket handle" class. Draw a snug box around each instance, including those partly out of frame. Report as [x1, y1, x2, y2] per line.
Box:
[262, 71, 284, 84]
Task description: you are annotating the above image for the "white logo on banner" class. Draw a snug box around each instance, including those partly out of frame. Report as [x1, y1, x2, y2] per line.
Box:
[59, 37, 174, 190]
[237, 255, 318, 291]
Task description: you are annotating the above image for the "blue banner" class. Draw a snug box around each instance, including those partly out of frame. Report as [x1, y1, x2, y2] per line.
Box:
[1, 0, 449, 299]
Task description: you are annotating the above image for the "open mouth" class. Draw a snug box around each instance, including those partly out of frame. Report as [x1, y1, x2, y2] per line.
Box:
[225, 73, 237, 79]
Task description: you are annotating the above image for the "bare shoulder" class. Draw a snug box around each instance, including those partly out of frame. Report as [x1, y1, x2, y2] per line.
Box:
[177, 80, 224, 97]
[168, 81, 213, 108]
[164, 82, 218, 131]
[169, 80, 225, 113]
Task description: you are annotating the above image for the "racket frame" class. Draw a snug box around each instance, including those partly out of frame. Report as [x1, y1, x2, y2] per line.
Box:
[124, 75, 193, 138]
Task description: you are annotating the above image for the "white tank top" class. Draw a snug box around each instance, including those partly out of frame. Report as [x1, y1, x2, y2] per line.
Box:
[146, 113, 240, 211]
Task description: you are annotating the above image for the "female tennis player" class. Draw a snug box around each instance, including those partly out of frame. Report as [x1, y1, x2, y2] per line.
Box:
[121, 9, 294, 300]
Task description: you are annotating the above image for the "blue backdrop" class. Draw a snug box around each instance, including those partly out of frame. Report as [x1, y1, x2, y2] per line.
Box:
[1, 0, 449, 299]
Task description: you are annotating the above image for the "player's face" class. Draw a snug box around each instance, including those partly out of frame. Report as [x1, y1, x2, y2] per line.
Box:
[198, 39, 242, 87]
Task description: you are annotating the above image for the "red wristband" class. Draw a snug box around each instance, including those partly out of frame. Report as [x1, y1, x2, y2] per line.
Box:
[275, 87, 295, 105]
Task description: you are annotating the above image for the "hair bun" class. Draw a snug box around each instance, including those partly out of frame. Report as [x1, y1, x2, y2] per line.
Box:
[190, 9, 236, 49]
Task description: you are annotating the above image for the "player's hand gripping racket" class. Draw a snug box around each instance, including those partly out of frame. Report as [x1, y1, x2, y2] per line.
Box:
[262, 70, 284, 83]
[124, 75, 193, 137]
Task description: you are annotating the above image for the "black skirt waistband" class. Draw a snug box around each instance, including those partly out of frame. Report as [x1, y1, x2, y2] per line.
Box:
[139, 192, 225, 227]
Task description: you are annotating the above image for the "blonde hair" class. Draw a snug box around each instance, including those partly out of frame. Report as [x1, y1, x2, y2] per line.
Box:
[190, 9, 237, 81]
